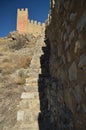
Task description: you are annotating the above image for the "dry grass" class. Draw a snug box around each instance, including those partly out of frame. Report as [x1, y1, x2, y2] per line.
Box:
[0, 62, 16, 74]
[0, 34, 36, 130]
[17, 55, 32, 68]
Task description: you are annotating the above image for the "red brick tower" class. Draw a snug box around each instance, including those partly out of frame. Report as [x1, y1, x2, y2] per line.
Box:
[17, 8, 28, 33]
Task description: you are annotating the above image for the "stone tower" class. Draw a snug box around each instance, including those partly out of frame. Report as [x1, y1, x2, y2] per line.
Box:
[16, 8, 45, 36]
[17, 8, 28, 33]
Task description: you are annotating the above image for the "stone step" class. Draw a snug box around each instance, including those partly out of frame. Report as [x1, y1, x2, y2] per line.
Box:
[27, 72, 40, 77]
[19, 127, 39, 130]
[26, 80, 38, 85]
[29, 65, 41, 69]
[19, 99, 40, 109]
[24, 85, 39, 92]
[25, 81, 43, 87]
[30, 61, 41, 66]
[26, 76, 42, 82]
[21, 92, 39, 99]
[25, 82, 39, 87]
[17, 110, 40, 122]
[26, 77, 38, 83]
[24, 85, 43, 92]
[26, 80, 38, 86]
[29, 69, 41, 73]
[26, 78, 38, 82]
[19, 122, 39, 130]
[29, 68, 41, 72]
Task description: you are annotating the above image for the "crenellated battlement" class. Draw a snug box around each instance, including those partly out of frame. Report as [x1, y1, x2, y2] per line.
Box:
[16, 8, 45, 37]
[28, 19, 45, 27]
[17, 8, 28, 12]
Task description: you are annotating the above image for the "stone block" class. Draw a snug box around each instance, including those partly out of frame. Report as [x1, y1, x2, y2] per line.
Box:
[25, 82, 39, 87]
[77, 11, 86, 32]
[72, 85, 81, 104]
[26, 77, 38, 82]
[74, 40, 80, 53]
[69, 62, 77, 81]
[19, 99, 40, 110]
[64, 89, 74, 113]
[69, 30, 75, 44]
[21, 92, 34, 99]
[21, 92, 39, 99]
[17, 110, 24, 121]
[20, 122, 39, 129]
[82, 104, 86, 113]
[78, 54, 86, 70]
[67, 51, 71, 62]
[58, 44, 62, 56]
[23, 110, 39, 123]
[24, 85, 38, 92]
[70, 13, 77, 21]
[65, 41, 70, 50]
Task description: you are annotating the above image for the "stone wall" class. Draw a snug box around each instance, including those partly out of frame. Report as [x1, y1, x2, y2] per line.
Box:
[27, 20, 45, 37]
[46, 0, 86, 130]
[16, 8, 45, 37]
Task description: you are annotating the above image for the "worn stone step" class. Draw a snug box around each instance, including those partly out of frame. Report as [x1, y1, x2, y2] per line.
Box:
[25, 81, 43, 87]
[27, 72, 39, 77]
[26, 77, 38, 82]
[26, 79, 38, 83]
[26, 81, 38, 85]
[26, 79, 38, 84]
[19, 99, 40, 109]
[30, 61, 40, 66]
[19, 127, 39, 130]
[21, 92, 39, 99]
[29, 66, 41, 70]
[20, 122, 39, 130]
[24, 85, 43, 93]
[25, 82, 39, 87]
[26, 77, 42, 83]
[24, 85, 39, 92]
[17, 110, 40, 122]
[28, 69, 40, 74]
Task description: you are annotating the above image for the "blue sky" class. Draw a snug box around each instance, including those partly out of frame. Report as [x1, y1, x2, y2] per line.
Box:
[0, 0, 50, 37]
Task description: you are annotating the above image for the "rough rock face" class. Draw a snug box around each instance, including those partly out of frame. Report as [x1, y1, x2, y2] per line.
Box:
[46, 0, 86, 130]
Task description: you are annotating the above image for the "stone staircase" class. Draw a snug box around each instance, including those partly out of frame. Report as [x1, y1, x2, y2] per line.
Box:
[16, 35, 46, 130]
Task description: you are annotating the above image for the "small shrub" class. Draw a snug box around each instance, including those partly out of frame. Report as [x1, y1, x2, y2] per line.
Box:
[8, 37, 26, 50]
[15, 76, 25, 85]
[1, 62, 16, 74]
[17, 55, 31, 68]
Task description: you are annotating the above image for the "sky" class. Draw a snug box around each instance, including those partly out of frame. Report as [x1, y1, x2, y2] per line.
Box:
[0, 0, 50, 37]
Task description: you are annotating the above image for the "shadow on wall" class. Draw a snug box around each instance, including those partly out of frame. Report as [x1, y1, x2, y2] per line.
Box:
[37, 35, 75, 130]
[38, 37, 51, 130]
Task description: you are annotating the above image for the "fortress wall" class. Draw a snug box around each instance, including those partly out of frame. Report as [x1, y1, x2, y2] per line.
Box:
[46, 0, 86, 130]
[27, 20, 45, 37]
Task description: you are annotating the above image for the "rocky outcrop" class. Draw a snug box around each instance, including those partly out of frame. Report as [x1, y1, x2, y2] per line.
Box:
[46, 0, 86, 130]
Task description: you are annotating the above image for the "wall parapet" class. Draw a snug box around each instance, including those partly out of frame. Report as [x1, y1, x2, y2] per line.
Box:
[17, 8, 28, 12]
[28, 20, 45, 27]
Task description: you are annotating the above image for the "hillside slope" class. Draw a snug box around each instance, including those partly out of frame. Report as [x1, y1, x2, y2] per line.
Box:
[0, 32, 38, 130]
